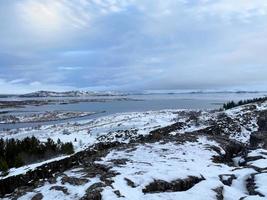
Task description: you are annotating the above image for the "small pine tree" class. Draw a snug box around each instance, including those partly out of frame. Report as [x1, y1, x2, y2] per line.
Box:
[0, 159, 9, 174]
[14, 155, 24, 168]
[61, 142, 74, 155]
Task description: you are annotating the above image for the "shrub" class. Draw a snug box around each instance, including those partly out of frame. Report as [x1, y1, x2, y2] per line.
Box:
[61, 142, 74, 155]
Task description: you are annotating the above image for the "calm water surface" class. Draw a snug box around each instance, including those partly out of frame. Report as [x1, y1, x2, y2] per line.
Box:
[0, 93, 266, 130]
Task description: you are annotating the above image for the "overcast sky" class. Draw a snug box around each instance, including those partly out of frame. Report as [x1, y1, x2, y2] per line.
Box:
[1, 0, 267, 93]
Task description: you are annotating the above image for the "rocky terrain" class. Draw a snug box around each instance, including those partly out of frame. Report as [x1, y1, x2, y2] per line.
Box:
[1, 100, 267, 199]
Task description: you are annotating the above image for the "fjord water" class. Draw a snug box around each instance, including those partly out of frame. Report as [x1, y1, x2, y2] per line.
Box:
[0, 92, 266, 130]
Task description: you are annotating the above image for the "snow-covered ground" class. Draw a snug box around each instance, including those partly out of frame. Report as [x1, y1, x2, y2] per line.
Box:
[0, 110, 179, 150]
[1, 100, 267, 199]
[5, 136, 267, 200]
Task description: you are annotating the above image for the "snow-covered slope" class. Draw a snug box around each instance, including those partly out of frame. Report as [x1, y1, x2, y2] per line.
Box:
[1, 100, 267, 199]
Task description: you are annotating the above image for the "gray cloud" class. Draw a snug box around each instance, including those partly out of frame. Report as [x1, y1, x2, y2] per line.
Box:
[1, 0, 267, 93]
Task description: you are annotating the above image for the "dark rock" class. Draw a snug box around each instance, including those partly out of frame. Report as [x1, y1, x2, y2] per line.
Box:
[114, 190, 124, 198]
[142, 176, 205, 194]
[210, 136, 245, 165]
[246, 173, 265, 197]
[257, 111, 267, 131]
[250, 131, 267, 148]
[144, 122, 186, 142]
[31, 193, 43, 200]
[219, 174, 237, 186]
[61, 176, 89, 186]
[245, 156, 266, 163]
[124, 178, 136, 188]
[50, 186, 69, 194]
[213, 186, 224, 200]
[109, 158, 130, 166]
[80, 183, 105, 200]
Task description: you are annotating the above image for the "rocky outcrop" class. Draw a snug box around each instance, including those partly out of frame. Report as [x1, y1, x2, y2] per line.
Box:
[257, 110, 267, 132]
[61, 176, 89, 186]
[213, 186, 224, 200]
[246, 173, 265, 197]
[250, 131, 267, 148]
[49, 186, 69, 194]
[142, 176, 205, 194]
[0, 142, 121, 197]
[31, 193, 44, 200]
[80, 182, 105, 200]
[219, 174, 237, 186]
[141, 122, 186, 142]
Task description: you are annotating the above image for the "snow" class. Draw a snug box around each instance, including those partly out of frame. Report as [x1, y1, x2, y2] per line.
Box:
[254, 173, 267, 197]
[15, 173, 101, 200]
[96, 136, 252, 200]
[2, 100, 267, 199]
[246, 149, 267, 169]
[0, 110, 178, 179]
[0, 155, 70, 180]
[0, 110, 178, 151]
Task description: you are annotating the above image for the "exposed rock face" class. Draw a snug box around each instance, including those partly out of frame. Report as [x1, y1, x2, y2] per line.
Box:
[142, 122, 186, 142]
[257, 111, 267, 132]
[61, 176, 89, 186]
[213, 187, 224, 200]
[209, 137, 245, 165]
[49, 186, 69, 194]
[219, 174, 237, 186]
[250, 131, 267, 148]
[142, 176, 205, 194]
[31, 193, 43, 200]
[246, 173, 265, 197]
[124, 178, 136, 188]
[108, 158, 130, 166]
[80, 183, 105, 200]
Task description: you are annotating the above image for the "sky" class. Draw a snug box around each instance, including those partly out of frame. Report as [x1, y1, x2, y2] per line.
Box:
[1, 0, 267, 93]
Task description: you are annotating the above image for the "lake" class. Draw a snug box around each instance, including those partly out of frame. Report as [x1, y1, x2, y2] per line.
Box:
[0, 92, 266, 130]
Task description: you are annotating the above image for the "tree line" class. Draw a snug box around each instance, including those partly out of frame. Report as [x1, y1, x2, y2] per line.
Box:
[0, 136, 74, 175]
[222, 96, 267, 110]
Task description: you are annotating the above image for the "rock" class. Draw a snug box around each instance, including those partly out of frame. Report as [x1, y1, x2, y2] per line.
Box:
[80, 183, 105, 200]
[244, 156, 266, 163]
[108, 158, 129, 166]
[61, 176, 89, 186]
[213, 187, 224, 200]
[50, 186, 69, 194]
[219, 174, 237, 186]
[250, 131, 267, 148]
[31, 193, 43, 200]
[246, 173, 265, 197]
[257, 111, 267, 131]
[124, 178, 136, 188]
[114, 190, 124, 198]
[142, 176, 205, 194]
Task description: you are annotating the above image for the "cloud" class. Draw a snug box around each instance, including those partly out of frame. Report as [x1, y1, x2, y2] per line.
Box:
[58, 66, 83, 71]
[0, 79, 75, 94]
[1, 0, 267, 93]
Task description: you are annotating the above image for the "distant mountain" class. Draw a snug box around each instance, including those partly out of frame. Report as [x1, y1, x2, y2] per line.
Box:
[19, 90, 124, 97]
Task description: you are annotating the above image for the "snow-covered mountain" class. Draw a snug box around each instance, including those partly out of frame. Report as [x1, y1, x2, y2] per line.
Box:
[19, 90, 124, 97]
